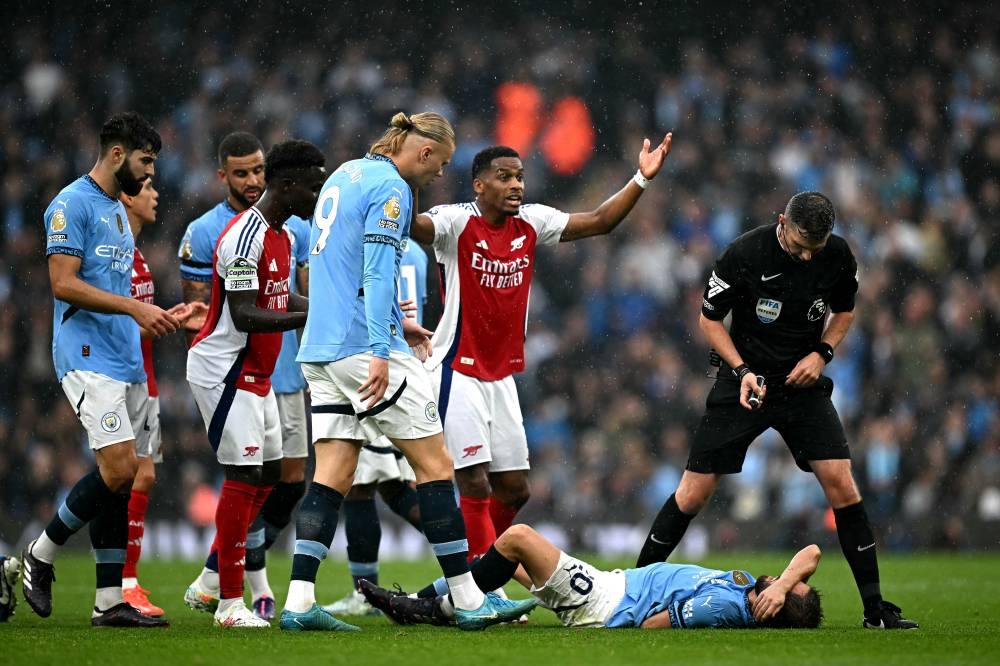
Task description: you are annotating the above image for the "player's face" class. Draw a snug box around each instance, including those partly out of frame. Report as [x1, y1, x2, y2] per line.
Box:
[412, 141, 454, 188]
[116, 148, 157, 197]
[130, 179, 159, 227]
[778, 214, 827, 262]
[221, 151, 265, 210]
[286, 167, 327, 219]
[475, 157, 524, 216]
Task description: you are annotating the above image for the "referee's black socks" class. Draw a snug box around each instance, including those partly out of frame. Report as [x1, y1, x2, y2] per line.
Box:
[636, 493, 694, 567]
[833, 501, 883, 615]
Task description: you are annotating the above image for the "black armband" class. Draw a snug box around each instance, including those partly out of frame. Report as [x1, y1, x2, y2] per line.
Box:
[732, 363, 751, 380]
[815, 342, 834, 364]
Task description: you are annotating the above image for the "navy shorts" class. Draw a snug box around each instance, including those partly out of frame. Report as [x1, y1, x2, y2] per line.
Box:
[687, 375, 850, 474]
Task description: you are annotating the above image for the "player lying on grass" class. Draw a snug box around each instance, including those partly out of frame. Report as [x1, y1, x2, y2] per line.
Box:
[361, 524, 822, 629]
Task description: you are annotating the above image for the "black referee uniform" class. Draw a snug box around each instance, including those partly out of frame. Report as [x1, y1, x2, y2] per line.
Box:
[690, 223, 857, 473]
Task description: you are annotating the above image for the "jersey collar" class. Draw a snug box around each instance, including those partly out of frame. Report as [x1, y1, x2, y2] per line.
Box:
[222, 199, 239, 216]
[84, 174, 118, 202]
[364, 152, 400, 173]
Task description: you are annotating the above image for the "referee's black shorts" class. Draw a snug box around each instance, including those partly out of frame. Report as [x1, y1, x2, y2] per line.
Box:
[687, 374, 850, 474]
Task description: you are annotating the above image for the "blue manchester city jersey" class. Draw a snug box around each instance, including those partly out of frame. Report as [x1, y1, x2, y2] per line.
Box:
[607, 563, 756, 629]
[45, 176, 144, 383]
[177, 200, 239, 282]
[297, 154, 411, 363]
[271, 214, 310, 393]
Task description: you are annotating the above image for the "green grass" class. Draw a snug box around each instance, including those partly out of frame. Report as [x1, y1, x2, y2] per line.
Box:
[2, 552, 998, 666]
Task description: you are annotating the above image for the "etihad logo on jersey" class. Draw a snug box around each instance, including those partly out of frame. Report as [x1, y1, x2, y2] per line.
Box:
[756, 298, 782, 323]
[706, 271, 730, 299]
[96, 244, 132, 273]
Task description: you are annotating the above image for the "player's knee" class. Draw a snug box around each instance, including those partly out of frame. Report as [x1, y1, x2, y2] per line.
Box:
[225, 464, 263, 486]
[133, 465, 156, 491]
[502, 523, 534, 542]
[280, 457, 307, 483]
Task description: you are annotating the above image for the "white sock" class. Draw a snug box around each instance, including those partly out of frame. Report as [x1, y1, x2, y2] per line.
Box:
[197, 568, 220, 594]
[285, 580, 315, 613]
[122, 577, 138, 590]
[446, 572, 485, 611]
[245, 568, 273, 600]
[439, 594, 456, 619]
[95, 586, 123, 611]
[31, 533, 60, 564]
[217, 597, 243, 614]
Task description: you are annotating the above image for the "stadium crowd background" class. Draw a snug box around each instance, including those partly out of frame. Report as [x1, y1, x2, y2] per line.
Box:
[1, 2, 998, 557]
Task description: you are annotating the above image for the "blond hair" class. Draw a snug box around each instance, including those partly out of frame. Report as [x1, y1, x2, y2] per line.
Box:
[370, 112, 455, 156]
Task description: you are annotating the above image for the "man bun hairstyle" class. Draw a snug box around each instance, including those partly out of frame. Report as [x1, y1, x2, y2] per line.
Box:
[472, 146, 520, 181]
[264, 139, 326, 183]
[370, 111, 456, 156]
[100, 111, 162, 155]
[785, 191, 835, 242]
[217, 131, 264, 168]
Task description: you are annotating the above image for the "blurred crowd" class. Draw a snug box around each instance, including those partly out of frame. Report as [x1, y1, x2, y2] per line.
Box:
[2, 2, 999, 554]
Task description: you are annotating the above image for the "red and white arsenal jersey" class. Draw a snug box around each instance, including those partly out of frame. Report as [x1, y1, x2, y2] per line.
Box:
[425, 202, 568, 381]
[131, 248, 158, 397]
[187, 207, 293, 396]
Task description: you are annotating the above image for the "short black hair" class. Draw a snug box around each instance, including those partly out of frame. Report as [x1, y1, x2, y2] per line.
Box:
[217, 132, 264, 167]
[472, 146, 520, 181]
[100, 112, 161, 155]
[264, 140, 326, 183]
[785, 191, 835, 242]
[754, 577, 823, 629]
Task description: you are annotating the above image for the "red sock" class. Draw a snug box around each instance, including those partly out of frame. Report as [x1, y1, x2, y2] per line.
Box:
[459, 495, 495, 561]
[124, 489, 149, 579]
[216, 480, 257, 600]
[488, 495, 519, 537]
[249, 484, 273, 527]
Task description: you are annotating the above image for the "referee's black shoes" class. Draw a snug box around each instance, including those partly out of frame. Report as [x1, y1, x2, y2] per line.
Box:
[863, 600, 919, 629]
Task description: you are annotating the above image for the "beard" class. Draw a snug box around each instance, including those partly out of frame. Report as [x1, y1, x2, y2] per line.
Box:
[115, 161, 144, 196]
[229, 183, 259, 210]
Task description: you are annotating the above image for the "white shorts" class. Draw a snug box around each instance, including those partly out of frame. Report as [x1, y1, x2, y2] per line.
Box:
[189, 382, 282, 466]
[354, 436, 416, 485]
[61, 371, 149, 450]
[303, 351, 442, 443]
[276, 390, 309, 459]
[531, 552, 626, 628]
[135, 396, 162, 463]
[433, 367, 528, 472]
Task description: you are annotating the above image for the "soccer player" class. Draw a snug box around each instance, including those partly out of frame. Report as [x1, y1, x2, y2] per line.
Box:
[180, 133, 311, 620]
[324, 239, 428, 616]
[121, 178, 207, 617]
[24, 112, 177, 627]
[636, 192, 919, 630]
[408, 136, 673, 561]
[361, 524, 822, 630]
[186, 140, 327, 628]
[282, 111, 534, 632]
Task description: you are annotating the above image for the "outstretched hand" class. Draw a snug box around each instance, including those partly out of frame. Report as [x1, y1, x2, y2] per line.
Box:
[403, 317, 433, 362]
[638, 132, 673, 180]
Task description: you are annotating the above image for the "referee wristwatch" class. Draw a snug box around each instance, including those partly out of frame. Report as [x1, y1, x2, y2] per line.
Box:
[815, 342, 834, 364]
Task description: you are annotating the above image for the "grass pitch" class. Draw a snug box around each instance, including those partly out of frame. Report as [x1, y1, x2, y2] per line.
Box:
[2, 551, 998, 666]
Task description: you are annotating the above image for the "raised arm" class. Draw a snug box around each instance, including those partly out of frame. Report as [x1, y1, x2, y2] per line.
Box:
[752, 544, 822, 622]
[559, 132, 672, 242]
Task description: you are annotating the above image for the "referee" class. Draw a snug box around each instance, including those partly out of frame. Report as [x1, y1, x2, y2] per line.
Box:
[637, 191, 918, 630]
